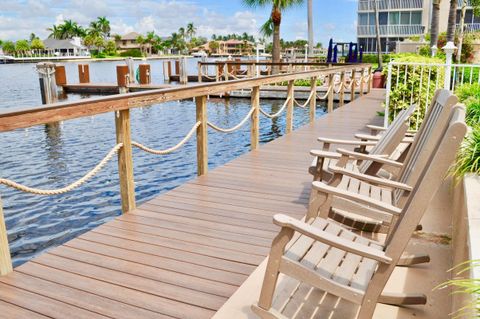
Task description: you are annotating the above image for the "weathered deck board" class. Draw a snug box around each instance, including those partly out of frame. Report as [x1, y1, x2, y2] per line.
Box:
[0, 90, 385, 318]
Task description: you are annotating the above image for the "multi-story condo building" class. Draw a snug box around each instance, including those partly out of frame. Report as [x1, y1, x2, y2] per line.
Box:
[357, 0, 480, 53]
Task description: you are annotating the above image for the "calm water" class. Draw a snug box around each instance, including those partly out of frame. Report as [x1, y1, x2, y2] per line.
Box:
[0, 59, 328, 266]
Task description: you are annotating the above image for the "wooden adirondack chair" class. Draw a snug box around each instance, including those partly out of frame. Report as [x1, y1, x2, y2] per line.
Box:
[309, 102, 417, 182]
[252, 107, 467, 319]
[312, 90, 459, 235]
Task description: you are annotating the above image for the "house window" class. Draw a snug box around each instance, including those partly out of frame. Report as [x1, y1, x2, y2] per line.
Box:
[411, 12, 422, 25]
[359, 13, 369, 25]
[379, 12, 388, 25]
[369, 13, 376, 25]
[123, 41, 126, 45]
[389, 12, 400, 25]
[400, 12, 410, 24]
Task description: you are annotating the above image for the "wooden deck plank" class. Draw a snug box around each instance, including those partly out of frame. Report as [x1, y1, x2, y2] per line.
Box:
[0, 90, 386, 318]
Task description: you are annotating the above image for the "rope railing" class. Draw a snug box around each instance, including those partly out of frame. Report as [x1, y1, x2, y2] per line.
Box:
[0, 143, 124, 195]
[207, 108, 255, 133]
[293, 89, 316, 108]
[131, 121, 201, 155]
[259, 97, 291, 119]
[316, 84, 333, 100]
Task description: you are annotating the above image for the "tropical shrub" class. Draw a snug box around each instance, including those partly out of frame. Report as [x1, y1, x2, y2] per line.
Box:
[361, 54, 391, 64]
[437, 32, 475, 63]
[384, 55, 445, 129]
[456, 83, 480, 126]
[436, 260, 480, 317]
[119, 49, 143, 57]
[454, 125, 480, 177]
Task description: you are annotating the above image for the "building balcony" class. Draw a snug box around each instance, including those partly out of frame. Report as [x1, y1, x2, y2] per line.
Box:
[358, 24, 425, 37]
[358, 0, 423, 11]
[457, 23, 480, 32]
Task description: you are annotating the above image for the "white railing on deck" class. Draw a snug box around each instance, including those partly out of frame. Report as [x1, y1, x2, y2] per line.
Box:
[357, 25, 425, 36]
[385, 61, 480, 127]
[358, 0, 423, 11]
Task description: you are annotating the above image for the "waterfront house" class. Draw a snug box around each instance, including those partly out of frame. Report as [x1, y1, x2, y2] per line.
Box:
[191, 39, 255, 56]
[42, 37, 89, 57]
[115, 32, 151, 53]
[357, 0, 480, 53]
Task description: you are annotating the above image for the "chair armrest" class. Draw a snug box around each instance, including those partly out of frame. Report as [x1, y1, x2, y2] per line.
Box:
[317, 137, 378, 146]
[310, 149, 342, 160]
[274, 214, 392, 264]
[329, 166, 413, 192]
[366, 125, 417, 135]
[312, 181, 402, 216]
[336, 148, 403, 168]
[355, 133, 415, 144]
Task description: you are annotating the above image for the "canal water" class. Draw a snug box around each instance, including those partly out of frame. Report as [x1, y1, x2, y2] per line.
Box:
[0, 59, 328, 266]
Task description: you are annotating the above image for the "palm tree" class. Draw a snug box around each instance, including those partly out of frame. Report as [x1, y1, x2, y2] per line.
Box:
[457, 0, 480, 62]
[47, 25, 62, 39]
[97, 16, 111, 38]
[243, 0, 304, 74]
[260, 18, 274, 37]
[430, 0, 441, 48]
[446, 0, 457, 42]
[178, 27, 186, 41]
[186, 23, 196, 42]
[307, 0, 313, 57]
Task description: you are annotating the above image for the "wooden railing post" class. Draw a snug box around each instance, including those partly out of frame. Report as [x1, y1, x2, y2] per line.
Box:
[339, 71, 346, 107]
[115, 109, 136, 214]
[251, 86, 260, 150]
[367, 66, 373, 93]
[359, 68, 365, 97]
[197, 61, 202, 83]
[0, 196, 13, 276]
[309, 77, 317, 122]
[286, 80, 295, 133]
[196, 96, 208, 176]
[350, 69, 357, 102]
[327, 73, 334, 113]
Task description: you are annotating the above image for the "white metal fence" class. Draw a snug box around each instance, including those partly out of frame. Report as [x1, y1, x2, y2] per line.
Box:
[385, 61, 480, 128]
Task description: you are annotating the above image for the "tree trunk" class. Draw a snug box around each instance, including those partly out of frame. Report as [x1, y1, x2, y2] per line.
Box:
[430, 1, 441, 47]
[457, 1, 467, 63]
[307, 0, 314, 57]
[446, 0, 458, 42]
[271, 6, 282, 74]
[373, 0, 383, 70]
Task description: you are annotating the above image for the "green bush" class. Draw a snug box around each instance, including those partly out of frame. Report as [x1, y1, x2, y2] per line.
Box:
[119, 49, 143, 58]
[453, 125, 480, 177]
[361, 54, 391, 64]
[455, 83, 480, 127]
[384, 55, 445, 129]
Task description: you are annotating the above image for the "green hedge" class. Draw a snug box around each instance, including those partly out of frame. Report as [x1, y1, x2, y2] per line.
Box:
[384, 55, 445, 129]
[119, 49, 144, 58]
[456, 83, 480, 127]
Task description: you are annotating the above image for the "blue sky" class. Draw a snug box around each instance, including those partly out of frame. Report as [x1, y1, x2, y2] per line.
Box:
[0, 0, 358, 45]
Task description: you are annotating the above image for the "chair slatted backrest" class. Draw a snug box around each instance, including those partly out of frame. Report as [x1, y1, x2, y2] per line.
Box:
[364, 107, 467, 307]
[394, 90, 458, 203]
[358, 103, 417, 174]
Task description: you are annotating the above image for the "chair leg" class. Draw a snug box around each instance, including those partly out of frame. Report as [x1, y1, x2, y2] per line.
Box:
[378, 292, 427, 305]
[397, 253, 430, 266]
[256, 228, 294, 312]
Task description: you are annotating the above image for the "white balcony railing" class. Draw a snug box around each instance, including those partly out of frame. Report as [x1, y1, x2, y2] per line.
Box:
[357, 24, 425, 36]
[359, 0, 423, 11]
[457, 23, 480, 32]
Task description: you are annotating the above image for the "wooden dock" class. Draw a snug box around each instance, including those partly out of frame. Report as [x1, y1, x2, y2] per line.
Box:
[0, 91, 386, 318]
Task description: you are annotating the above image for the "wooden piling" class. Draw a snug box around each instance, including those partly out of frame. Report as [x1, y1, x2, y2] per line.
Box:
[78, 64, 90, 83]
[115, 110, 136, 214]
[175, 60, 180, 75]
[286, 80, 294, 133]
[0, 196, 12, 276]
[139, 64, 151, 85]
[367, 66, 372, 93]
[196, 96, 208, 176]
[37, 62, 58, 104]
[359, 68, 365, 97]
[116, 65, 129, 88]
[198, 61, 203, 83]
[309, 77, 317, 123]
[167, 61, 172, 79]
[54, 65, 67, 86]
[250, 86, 260, 150]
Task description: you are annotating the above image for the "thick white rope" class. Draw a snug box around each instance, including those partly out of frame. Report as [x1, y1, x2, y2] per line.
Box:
[207, 108, 255, 133]
[259, 97, 291, 119]
[316, 84, 333, 100]
[293, 89, 316, 108]
[0, 143, 123, 195]
[131, 121, 201, 154]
